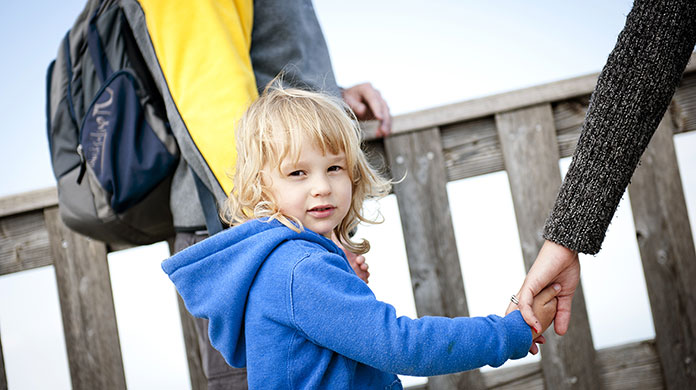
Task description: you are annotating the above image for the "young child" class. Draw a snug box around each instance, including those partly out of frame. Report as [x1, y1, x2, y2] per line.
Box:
[162, 85, 558, 389]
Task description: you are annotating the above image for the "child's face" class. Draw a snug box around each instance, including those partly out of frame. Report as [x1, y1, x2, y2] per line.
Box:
[262, 142, 352, 238]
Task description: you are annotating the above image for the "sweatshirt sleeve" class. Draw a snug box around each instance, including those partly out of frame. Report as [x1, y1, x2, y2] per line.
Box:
[543, 0, 696, 254]
[289, 252, 532, 376]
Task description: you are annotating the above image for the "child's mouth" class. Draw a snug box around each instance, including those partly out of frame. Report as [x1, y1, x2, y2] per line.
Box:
[308, 205, 335, 218]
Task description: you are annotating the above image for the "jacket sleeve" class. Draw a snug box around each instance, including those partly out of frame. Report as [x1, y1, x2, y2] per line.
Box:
[543, 0, 696, 254]
[289, 252, 532, 376]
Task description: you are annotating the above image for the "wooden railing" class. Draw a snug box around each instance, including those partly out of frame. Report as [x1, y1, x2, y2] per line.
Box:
[2, 54, 696, 389]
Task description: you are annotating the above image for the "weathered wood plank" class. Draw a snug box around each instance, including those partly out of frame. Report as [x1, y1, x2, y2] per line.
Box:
[597, 340, 663, 390]
[384, 128, 486, 389]
[413, 71, 696, 185]
[552, 96, 589, 158]
[495, 103, 563, 272]
[672, 72, 696, 134]
[628, 110, 696, 389]
[0, 329, 7, 390]
[365, 73, 600, 137]
[484, 340, 662, 390]
[0, 187, 57, 218]
[166, 239, 206, 390]
[406, 341, 663, 390]
[177, 295, 206, 390]
[364, 51, 696, 140]
[495, 104, 602, 390]
[440, 117, 504, 182]
[0, 209, 53, 276]
[438, 103, 590, 185]
[44, 207, 126, 390]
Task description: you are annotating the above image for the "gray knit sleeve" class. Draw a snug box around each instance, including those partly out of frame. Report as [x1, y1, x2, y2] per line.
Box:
[543, 0, 696, 254]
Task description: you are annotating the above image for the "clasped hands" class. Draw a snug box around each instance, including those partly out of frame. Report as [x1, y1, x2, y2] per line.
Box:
[506, 240, 581, 354]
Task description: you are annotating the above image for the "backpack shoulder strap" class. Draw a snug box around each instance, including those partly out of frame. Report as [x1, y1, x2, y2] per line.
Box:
[191, 167, 224, 235]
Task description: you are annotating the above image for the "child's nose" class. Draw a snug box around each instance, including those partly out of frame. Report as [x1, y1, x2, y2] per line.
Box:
[310, 175, 332, 196]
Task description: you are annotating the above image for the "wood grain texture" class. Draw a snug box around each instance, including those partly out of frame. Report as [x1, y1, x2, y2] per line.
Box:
[440, 117, 504, 182]
[166, 239, 206, 390]
[177, 294, 207, 390]
[0, 187, 57, 219]
[384, 128, 485, 389]
[364, 72, 600, 137]
[628, 110, 696, 389]
[0, 209, 53, 275]
[44, 207, 126, 390]
[672, 72, 696, 134]
[407, 341, 663, 390]
[363, 51, 696, 141]
[496, 104, 601, 390]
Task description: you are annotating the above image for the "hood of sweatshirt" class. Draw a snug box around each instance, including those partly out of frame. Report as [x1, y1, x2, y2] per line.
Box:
[161, 218, 342, 368]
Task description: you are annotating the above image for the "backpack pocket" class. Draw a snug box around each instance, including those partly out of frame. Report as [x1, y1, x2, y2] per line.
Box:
[79, 69, 177, 213]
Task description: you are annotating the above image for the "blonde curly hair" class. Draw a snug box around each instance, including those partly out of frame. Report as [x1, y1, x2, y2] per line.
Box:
[222, 83, 391, 254]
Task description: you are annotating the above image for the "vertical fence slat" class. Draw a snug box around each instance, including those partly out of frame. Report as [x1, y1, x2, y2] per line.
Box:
[44, 207, 126, 390]
[628, 110, 696, 389]
[166, 239, 207, 389]
[384, 128, 486, 389]
[0, 329, 7, 390]
[496, 103, 602, 390]
[176, 296, 207, 390]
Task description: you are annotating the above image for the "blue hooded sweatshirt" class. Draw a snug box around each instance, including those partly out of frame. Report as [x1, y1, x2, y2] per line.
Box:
[162, 219, 532, 389]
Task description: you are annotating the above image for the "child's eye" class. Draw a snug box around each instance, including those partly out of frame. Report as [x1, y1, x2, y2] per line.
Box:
[288, 170, 305, 177]
[328, 165, 343, 172]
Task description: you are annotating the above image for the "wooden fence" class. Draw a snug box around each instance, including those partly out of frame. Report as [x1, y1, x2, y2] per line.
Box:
[2, 54, 696, 389]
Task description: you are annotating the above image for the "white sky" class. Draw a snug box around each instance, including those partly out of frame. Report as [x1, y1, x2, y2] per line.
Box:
[2, 1, 696, 389]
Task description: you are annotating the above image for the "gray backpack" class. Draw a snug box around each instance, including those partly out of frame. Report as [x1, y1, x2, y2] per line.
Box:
[46, 0, 178, 245]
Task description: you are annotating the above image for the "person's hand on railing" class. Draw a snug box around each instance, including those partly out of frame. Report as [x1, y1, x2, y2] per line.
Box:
[341, 82, 392, 137]
[506, 240, 580, 345]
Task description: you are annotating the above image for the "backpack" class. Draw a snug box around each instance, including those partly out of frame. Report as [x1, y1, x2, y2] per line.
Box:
[46, 0, 178, 245]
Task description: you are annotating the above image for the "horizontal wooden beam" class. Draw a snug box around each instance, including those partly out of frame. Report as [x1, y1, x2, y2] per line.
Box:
[0, 187, 57, 218]
[0, 208, 53, 276]
[364, 72, 599, 138]
[363, 51, 696, 140]
[408, 340, 662, 390]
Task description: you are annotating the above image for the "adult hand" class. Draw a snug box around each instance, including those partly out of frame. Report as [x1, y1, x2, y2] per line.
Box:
[506, 240, 580, 336]
[341, 83, 391, 137]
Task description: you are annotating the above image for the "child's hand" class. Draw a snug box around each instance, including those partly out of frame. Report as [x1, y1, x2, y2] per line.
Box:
[332, 233, 370, 283]
[530, 284, 560, 339]
[347, 252, 370, 283]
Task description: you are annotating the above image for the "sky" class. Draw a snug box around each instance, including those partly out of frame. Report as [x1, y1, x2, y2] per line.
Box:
[2, 1, 696, 389]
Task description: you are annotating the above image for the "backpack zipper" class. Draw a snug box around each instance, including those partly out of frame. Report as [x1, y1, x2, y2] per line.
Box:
[76, 144, 86, 184]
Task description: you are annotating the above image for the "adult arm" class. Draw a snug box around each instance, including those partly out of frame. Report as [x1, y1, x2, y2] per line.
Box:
[515, 0, 696, 334]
